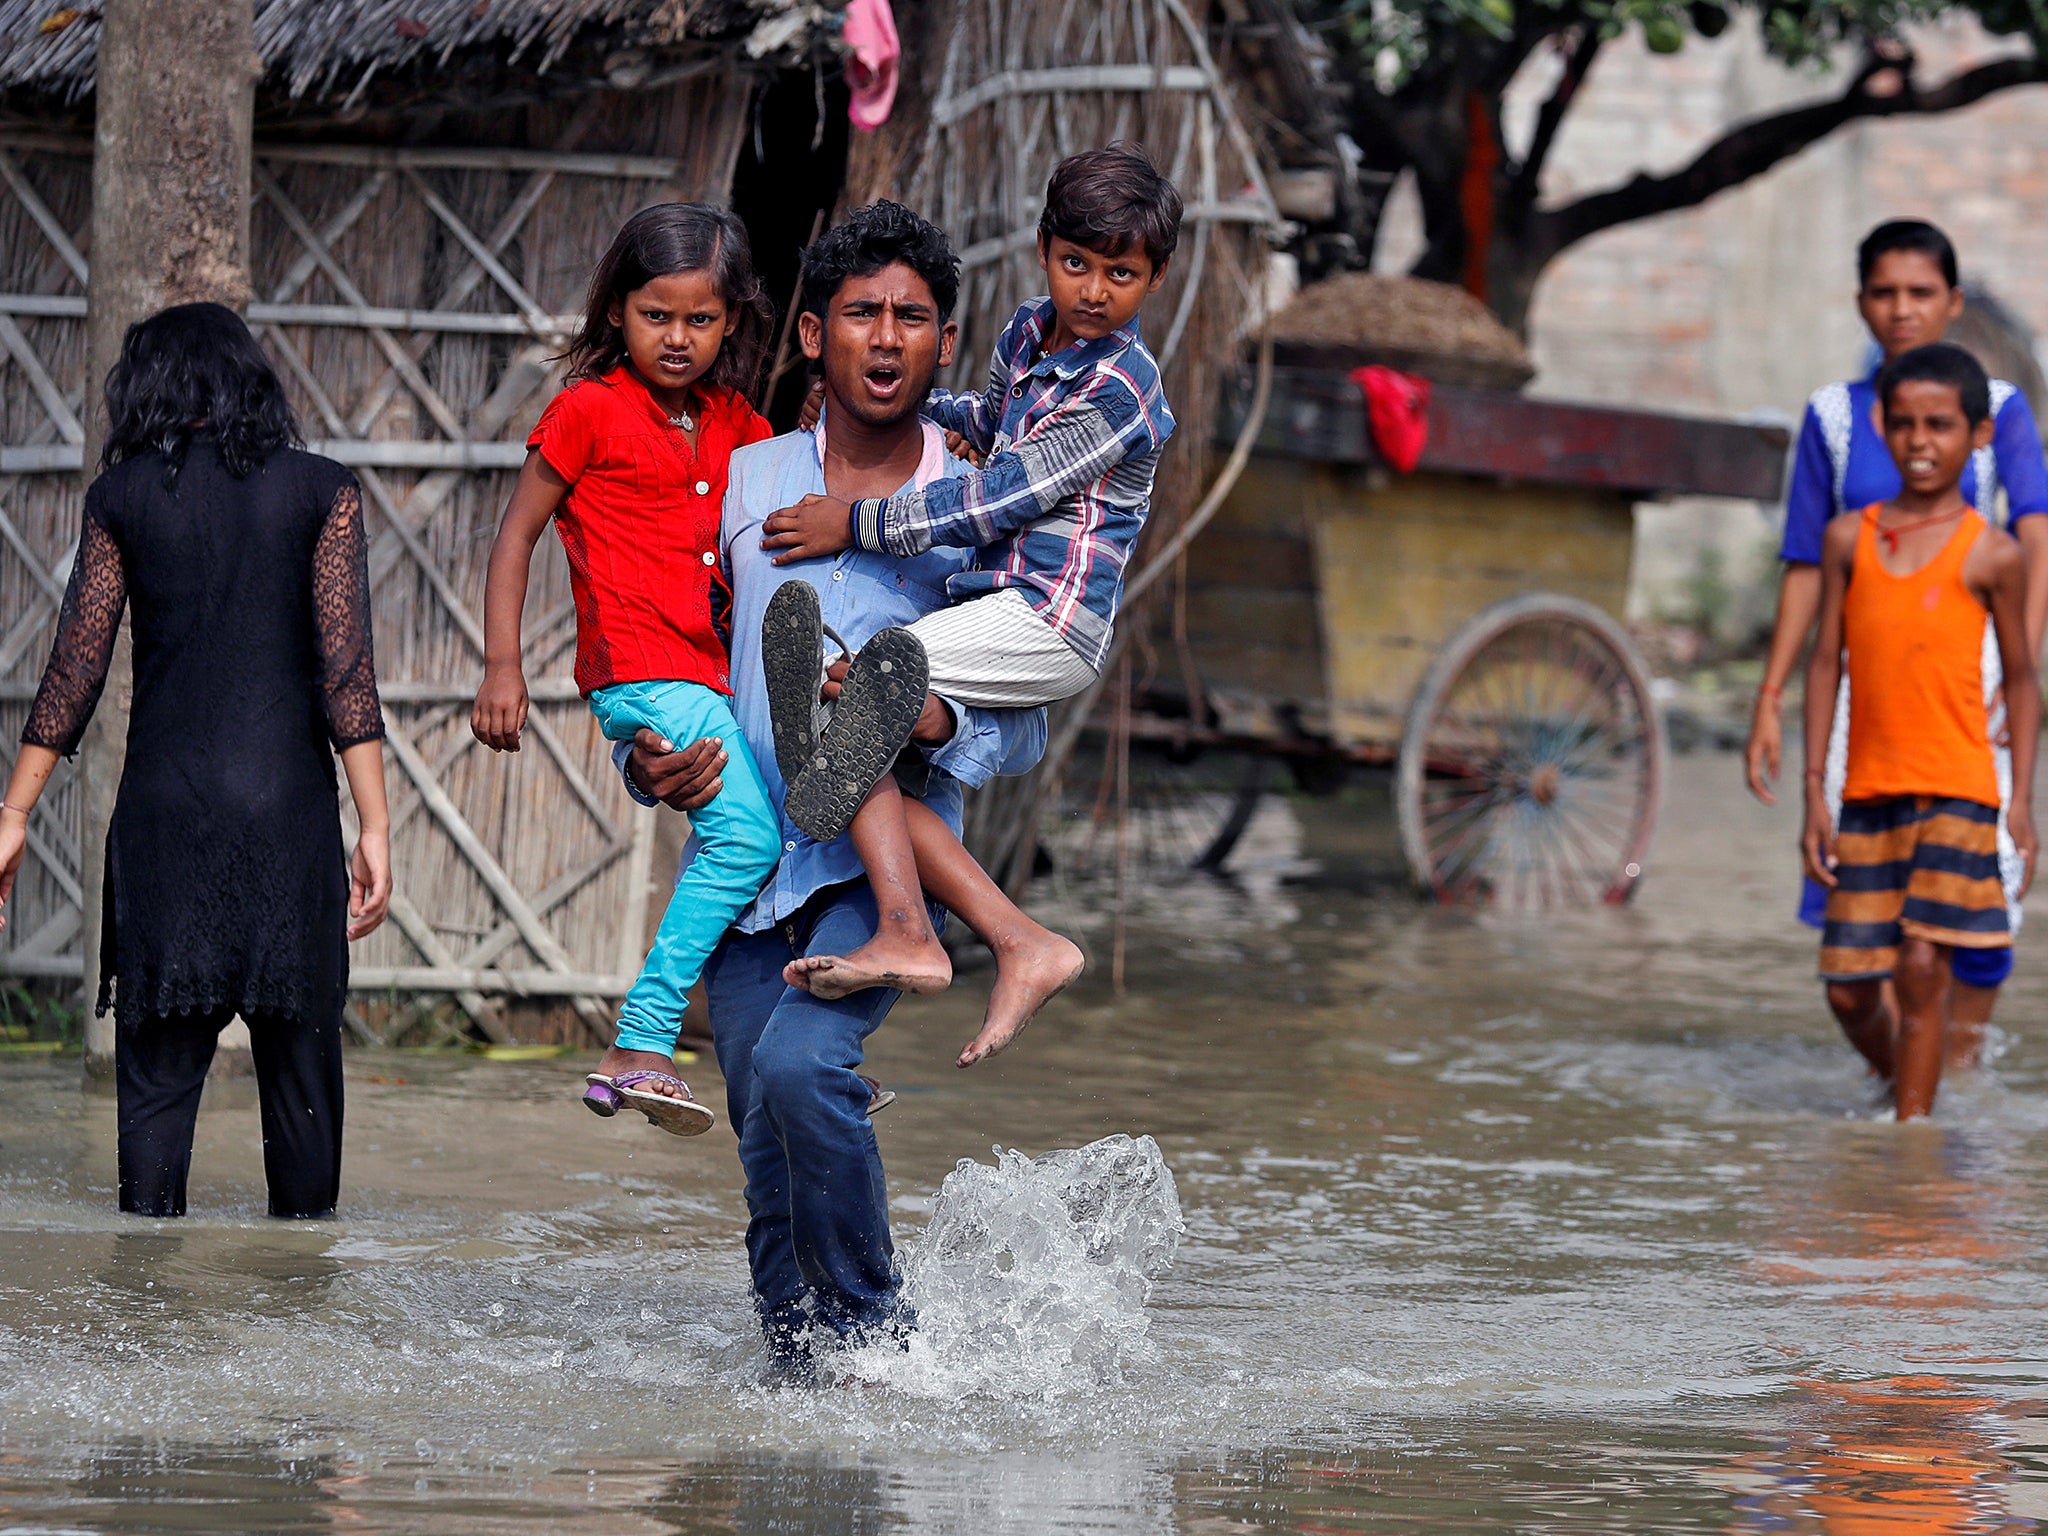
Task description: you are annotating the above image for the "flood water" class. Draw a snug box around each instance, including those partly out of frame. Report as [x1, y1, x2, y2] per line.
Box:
[5, 752, 2048, 1533]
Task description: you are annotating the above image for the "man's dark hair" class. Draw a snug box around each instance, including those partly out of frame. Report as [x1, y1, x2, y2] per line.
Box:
[103, 301, 303, 480]
[799, 200, 960, 324]
[1858, 219, 1959, 290]
[1877, 342, 1990, 425]
[1038, 143, 1183, 267]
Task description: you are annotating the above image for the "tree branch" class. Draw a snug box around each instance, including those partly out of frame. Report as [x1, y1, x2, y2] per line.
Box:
[1509, 24, 1603, 211]
[1535, 50, 2048, 259]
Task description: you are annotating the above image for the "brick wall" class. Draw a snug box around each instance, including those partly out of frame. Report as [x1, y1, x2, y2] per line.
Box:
[1367, 19, 2048, 639]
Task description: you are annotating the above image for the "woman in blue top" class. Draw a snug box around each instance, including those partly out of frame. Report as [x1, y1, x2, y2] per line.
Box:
[1746, 219, 2048, 1068]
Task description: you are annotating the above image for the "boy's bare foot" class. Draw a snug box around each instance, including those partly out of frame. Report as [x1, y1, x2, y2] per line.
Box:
[957, 929, 1084, 1067]
[595, 1045, 689, 1097]
[784, 936, 952, 1000]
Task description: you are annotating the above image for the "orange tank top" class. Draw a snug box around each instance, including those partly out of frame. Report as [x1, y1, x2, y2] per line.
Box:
[1842, 503, 1997, 806]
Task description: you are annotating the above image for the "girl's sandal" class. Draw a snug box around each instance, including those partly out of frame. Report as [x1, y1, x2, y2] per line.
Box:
[583, 1071, 715, 1136]
[860, 1074, 896, 1116]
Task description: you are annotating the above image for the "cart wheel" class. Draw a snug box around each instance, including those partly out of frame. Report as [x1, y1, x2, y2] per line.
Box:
[1395, 594, 1663, 907]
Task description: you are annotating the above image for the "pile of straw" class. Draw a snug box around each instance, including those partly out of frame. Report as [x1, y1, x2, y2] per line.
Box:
[1271, 272, 1534, 390]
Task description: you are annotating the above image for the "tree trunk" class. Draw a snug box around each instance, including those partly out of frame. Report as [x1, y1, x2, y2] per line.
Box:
[80, 0, 256, 1077]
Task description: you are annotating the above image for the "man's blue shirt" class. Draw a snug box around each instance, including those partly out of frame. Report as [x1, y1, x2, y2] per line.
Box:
[1780, 369, 2048, 564]
[616, 420, 1047, 933]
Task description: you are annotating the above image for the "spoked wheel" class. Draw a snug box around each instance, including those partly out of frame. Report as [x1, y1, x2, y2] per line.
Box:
[1395, 594, 1663, 908]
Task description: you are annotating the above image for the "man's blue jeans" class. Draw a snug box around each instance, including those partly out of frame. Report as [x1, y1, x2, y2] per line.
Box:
[704, 881, 904, 1354]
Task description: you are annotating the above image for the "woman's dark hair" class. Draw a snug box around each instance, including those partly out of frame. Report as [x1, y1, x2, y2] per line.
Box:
[102, 302, 302, 478]
[799, 200, 960, 325]
[1877, 342, 1991, 425]
[1039, 142, 1183, 268]
[560, 202, 774, 401]
[1858, 219, 1959, 290]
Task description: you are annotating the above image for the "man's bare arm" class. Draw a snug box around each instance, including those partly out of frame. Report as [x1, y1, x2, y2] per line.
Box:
[1746, 562, 1821, 805]
[1802, 520, 1855, 886]
[1987, 538, 2040, 897]
[2013, 515, 2048, 665]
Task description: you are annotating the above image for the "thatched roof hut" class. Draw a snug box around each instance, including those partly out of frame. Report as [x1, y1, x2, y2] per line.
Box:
[0, 0, 1288, 1044]
[0, 0, 828, 1045]
[0, 0, 777, 121]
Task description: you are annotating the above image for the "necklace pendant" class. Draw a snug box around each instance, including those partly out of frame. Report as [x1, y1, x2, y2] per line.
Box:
[669, 410, 695, 433]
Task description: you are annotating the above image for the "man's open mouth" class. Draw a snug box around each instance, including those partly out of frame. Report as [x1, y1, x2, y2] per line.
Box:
[864, 362, 904, 396]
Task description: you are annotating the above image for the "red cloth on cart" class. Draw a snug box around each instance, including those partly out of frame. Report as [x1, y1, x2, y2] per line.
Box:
[1349, 365, 1432, 473]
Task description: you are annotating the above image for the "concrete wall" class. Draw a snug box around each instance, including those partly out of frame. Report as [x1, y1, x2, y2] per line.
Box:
[1374, 20, 2048, 643]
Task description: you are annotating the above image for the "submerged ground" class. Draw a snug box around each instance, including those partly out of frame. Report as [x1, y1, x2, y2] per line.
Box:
[3, 751, 2047, 1533]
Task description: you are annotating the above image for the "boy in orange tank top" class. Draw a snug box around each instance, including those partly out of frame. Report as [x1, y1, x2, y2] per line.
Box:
[1804, 344, 2039, 1120]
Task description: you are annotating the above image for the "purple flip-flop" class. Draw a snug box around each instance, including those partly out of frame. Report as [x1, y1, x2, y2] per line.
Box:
[584, 1071, 715, 1136]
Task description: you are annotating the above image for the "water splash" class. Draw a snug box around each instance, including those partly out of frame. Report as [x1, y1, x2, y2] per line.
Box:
[844, 1134, 1184, 1398]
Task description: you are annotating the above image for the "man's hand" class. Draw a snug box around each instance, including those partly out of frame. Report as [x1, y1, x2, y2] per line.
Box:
[626, 728, 729, 812]
[1745, 691, 1782, 805]
[2012, 801, 2038, 899]
[473, 664, 529, 752]
[762, 495, 855, 566]
[1801, 789, 1837, 888]
[821, 656, 954, 747]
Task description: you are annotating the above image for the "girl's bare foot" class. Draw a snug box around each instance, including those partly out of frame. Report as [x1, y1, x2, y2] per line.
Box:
[596, 1045, 688, 1097]
[784, 937, 952, 1000]
[957, 929, 1084, 1066]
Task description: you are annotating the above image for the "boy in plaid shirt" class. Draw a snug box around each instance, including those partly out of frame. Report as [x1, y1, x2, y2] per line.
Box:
[757, 144, 1180, 1063]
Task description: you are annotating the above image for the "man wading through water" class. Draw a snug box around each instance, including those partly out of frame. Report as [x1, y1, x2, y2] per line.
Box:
[615, 204, 1046, 1374]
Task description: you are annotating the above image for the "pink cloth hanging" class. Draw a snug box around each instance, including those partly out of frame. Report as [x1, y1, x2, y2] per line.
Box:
[843, 0, 901, 132]
[1349, 364, 1432, 473]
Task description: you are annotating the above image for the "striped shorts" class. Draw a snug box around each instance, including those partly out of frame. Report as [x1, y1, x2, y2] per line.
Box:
[908, 588, 1100, 708]
[1819, 795, 2011, 982]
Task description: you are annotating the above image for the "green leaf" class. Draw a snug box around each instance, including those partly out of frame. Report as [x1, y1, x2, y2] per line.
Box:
[1642, 11, 1688, 46]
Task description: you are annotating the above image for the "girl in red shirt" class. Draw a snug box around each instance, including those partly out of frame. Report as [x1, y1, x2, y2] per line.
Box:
[472, 204, 780, 1135]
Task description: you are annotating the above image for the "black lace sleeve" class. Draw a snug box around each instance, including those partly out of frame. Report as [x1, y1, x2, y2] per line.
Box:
[311, 479, 384, 750]
[21, 492, 126, 756]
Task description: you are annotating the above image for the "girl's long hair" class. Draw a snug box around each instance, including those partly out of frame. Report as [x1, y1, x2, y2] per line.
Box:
[102, 302, 303, 479]
[559, 202, 774, 403]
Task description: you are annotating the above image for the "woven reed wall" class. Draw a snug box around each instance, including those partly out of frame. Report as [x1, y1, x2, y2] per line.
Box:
[0, 69, 754, 1042]
[881, 0, 1278, 880]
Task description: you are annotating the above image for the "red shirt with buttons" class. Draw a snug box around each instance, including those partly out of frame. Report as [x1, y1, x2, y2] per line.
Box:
[527, 367, 771, 696]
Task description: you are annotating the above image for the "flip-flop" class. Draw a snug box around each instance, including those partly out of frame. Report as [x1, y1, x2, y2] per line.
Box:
[585, 1071, 715, 1136]
[762, 580, 828, 785]
[784, 627, 929, 842]
[860, 1074, 897, 1116]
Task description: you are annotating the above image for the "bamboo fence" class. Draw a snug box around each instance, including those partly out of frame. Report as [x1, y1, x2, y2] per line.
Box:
[879, 0, 1282, 886]
[0, 70, 753, 1044]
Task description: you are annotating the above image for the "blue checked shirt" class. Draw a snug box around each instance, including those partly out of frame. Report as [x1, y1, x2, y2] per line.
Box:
[848, 295, 1176, 672]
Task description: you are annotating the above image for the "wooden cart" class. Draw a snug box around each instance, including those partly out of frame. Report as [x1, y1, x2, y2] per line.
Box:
[1115, 365, 1789, 906]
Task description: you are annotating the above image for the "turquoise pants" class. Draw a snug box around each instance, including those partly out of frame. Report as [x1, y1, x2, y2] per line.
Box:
[588, 680, 781, 1055]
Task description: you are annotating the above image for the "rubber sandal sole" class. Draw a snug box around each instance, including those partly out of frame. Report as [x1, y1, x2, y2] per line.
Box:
[784, 627, 929, 843]
[586, 1072, 715, 1136]
[762, 580, 826, 786]
[583, 1075, 623, 1117]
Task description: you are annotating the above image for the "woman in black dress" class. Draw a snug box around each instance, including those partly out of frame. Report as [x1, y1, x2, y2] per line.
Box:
[0, 302, 391, 1219]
